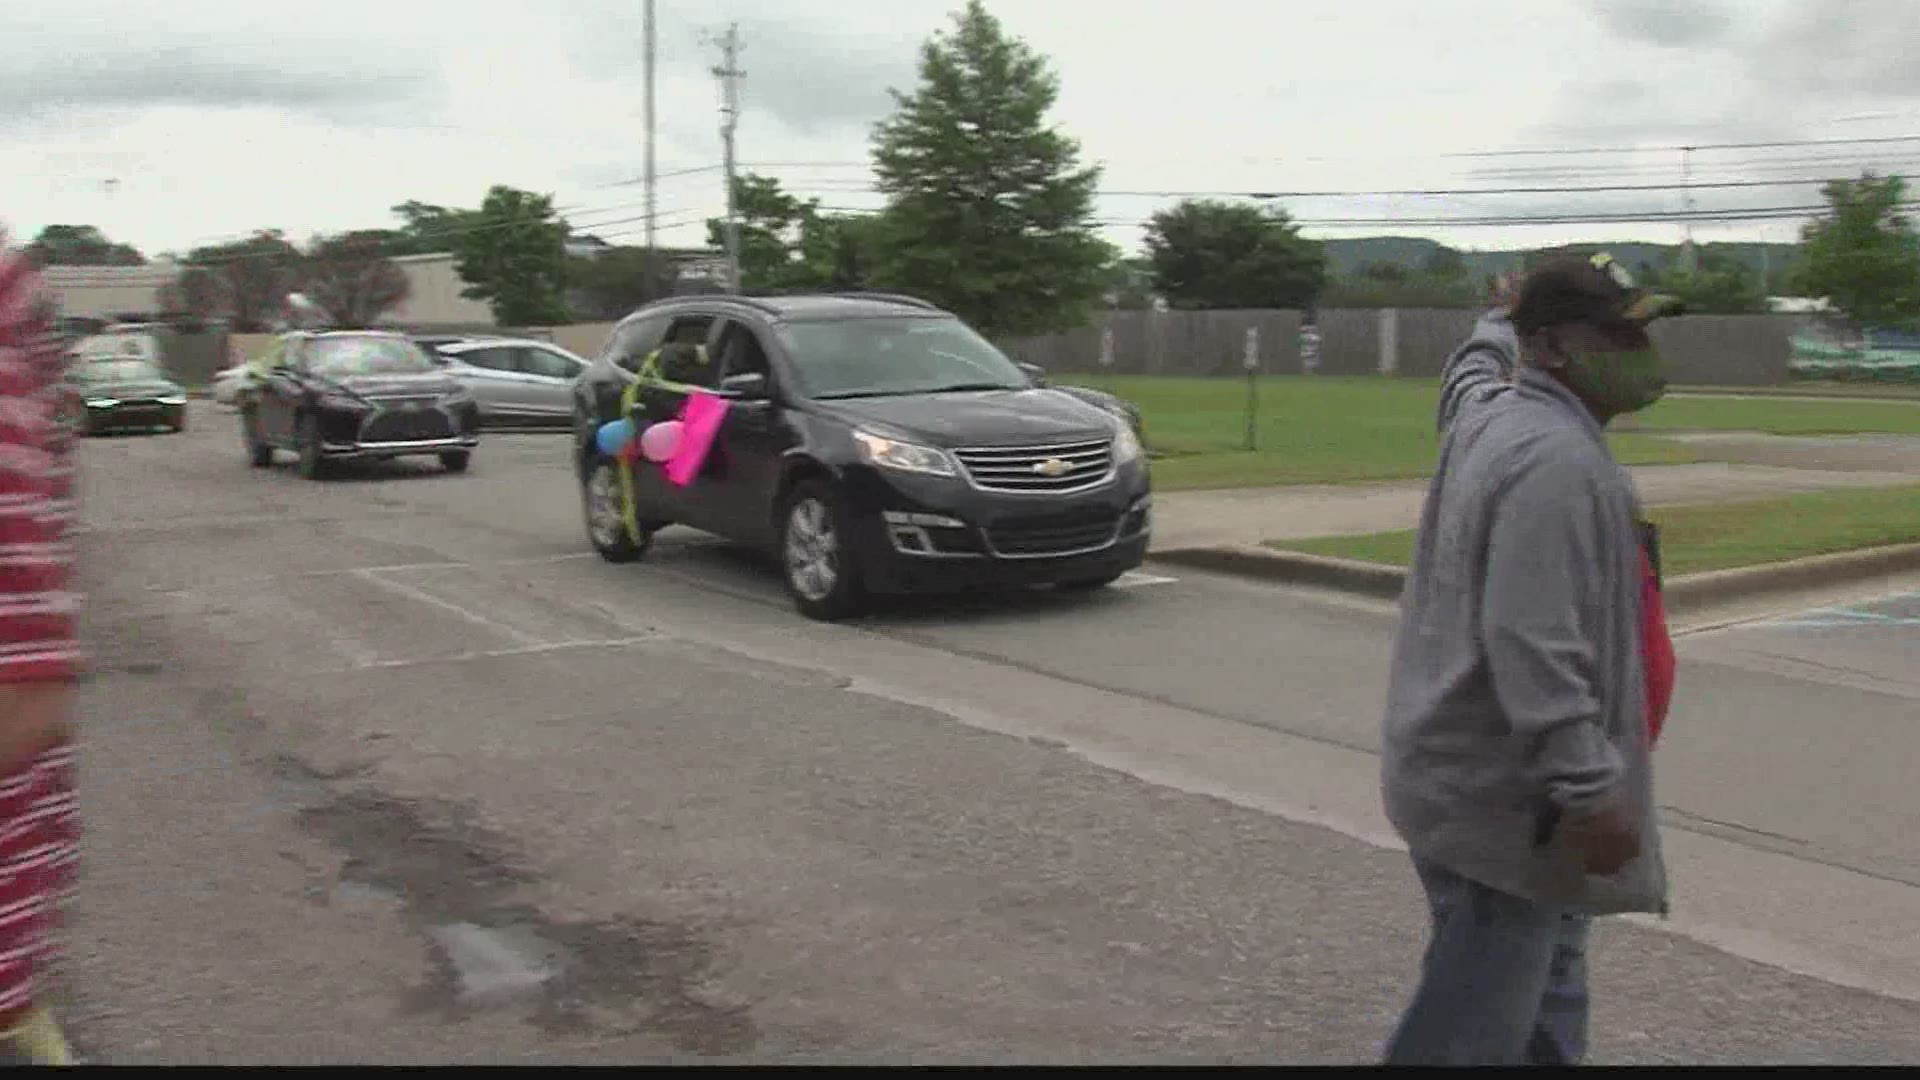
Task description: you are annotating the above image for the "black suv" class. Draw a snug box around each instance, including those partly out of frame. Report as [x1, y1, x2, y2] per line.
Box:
[240, 331, 482, 479]
[571, 293, 1151, 620]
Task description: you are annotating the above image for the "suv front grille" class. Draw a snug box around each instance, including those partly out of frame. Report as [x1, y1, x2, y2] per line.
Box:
[986, 510, 1121, 557]
[361, 401, 453, 443]
[953, 437, 1114, 493]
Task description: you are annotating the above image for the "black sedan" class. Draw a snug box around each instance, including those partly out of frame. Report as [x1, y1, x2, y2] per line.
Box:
[571, 293, 1151, 621]
[239, 331, 481, 479]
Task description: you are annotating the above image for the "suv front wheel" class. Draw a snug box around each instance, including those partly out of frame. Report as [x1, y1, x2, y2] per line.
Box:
[781, 479, 866, 622]
[582, 456, 650, 563]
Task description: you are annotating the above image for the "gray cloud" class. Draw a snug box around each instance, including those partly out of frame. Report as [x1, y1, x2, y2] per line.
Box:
[1750, 0, 1920, 98]
[553, 0, 927, 137]
[1585, 0, 1737, 48]
[0, 45, 439, 124]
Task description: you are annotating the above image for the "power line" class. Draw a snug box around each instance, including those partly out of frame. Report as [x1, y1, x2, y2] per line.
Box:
[1444, 133, 1920, 160]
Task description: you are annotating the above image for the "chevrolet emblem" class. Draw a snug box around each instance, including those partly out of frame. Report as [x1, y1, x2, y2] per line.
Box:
[1032, 458, 1070, 478]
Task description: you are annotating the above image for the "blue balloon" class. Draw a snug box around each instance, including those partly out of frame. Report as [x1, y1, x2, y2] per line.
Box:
[595, 417, 636, 456]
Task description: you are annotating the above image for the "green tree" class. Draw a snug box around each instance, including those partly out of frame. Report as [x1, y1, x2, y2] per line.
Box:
[155, 266, 233, 323]
[302, 231, 412, 328]
[1422, 245, 1467, 279]
[567, 246, 679, 321]
[185, 230, 306, 331]
[1795, 172, 1920, 329]
[790, 212, 893, 292]
[1144, 200, 1326, 309]
[705, 173, 831, 291]
[869, 0, 1111, 336]
[25, 224, 144, 267]
[442, 186, 571, 326]
[388, 201, 480, 255]
[1646, 249, 1768, 315]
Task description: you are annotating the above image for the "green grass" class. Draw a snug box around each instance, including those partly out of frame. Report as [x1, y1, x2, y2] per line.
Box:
[1063, 375, 1695, 489]
[1272, 485, 1920, 576]
[1634, 394, 1920, 436]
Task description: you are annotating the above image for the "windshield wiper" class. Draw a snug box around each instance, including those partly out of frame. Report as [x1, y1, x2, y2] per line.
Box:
[922, 383, 1020, 394]
[812, 389, 915, 400]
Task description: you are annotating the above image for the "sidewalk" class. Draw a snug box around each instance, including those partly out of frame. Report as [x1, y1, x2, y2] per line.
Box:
[1150, 462, 1920, 549]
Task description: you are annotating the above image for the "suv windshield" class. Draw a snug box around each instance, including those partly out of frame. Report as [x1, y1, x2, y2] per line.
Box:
[80, 359, 166, 383]
[306, 337, 436, 377]
[778, 317, 1028, 399]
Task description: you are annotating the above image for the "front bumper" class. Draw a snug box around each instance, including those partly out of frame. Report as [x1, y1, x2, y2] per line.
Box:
[86, 401, 185, 429]
[319, 396, 481, 458]
[840, 462, 1152, 594]
[319, 435, 480, 459]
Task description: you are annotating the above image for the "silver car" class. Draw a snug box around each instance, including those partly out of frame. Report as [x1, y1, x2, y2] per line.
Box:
[424, 337, 588, 428]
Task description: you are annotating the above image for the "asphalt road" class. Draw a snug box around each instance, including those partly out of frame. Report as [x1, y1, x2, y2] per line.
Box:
[58, 404, 1920, 1064]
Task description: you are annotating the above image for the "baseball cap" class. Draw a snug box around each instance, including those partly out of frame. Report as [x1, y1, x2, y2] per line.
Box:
[1509, 252, 1683, 338]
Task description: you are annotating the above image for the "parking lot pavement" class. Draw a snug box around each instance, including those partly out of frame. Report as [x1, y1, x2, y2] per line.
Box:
[59, 405, 1920, 1063]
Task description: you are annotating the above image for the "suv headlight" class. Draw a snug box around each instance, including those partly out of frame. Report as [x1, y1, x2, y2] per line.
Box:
[853, 431, 955, 478]
[156, 394, 187, 405]
[1112, 421, 1142, 464]
[85, 398, 118, 409]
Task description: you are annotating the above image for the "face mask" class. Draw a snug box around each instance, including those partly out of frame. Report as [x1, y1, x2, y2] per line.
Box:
[1558, 347, 1667, 417]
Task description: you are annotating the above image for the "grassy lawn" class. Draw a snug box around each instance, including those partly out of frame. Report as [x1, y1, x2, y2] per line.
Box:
[1634, 394, 1920, 436]
[1272, 485, 1920, 576]
[1064, 375, 1695, 489]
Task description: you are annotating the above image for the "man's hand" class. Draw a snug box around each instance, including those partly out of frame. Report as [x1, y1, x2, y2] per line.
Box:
[0, 681, 72, 774]
[1562, 801, 1641, 876]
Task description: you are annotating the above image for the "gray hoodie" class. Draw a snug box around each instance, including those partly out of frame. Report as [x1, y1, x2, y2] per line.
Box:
[1380, 311, 1668, 915]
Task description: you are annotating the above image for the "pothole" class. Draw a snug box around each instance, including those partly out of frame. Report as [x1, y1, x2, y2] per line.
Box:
[295, 786, 757, 1054]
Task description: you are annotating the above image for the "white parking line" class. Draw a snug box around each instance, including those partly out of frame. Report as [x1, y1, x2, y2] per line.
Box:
[350, 567, 545, 647]
[347, 635, 660, 671]
[1113, 571, 1179, 588]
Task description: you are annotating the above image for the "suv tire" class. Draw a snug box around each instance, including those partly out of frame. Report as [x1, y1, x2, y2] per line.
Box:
[582, 456, 649, 563]
[781, 479, 866, 622]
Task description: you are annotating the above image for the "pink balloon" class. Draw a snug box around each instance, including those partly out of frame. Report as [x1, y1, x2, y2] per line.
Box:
[639, 420, 683, 463]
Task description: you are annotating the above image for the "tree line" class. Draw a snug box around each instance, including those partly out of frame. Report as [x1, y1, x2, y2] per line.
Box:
[21, 1, 1920, 334]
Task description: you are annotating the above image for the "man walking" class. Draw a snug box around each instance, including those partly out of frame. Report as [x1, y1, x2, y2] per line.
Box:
[1380, 253, 1680, 1065]
[0, 234, 82, 1065]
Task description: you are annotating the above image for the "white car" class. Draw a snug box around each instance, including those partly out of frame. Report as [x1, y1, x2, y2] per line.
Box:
[211, 363, 253, 407]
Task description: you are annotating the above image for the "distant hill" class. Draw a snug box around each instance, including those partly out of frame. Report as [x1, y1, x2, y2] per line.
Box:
[1322, 237, 1801, 292]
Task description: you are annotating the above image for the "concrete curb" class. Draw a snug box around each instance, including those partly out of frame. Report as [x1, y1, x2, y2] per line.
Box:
[1152, 546, 1408, 600]
[1153, 540, 1920, 613]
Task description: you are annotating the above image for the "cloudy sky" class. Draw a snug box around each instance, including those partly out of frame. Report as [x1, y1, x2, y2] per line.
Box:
[5, 0, 1918, 260]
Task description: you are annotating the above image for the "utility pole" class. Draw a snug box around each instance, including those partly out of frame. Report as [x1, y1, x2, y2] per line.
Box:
[710, 22, 745, 294]
[1679, 145, 1698, 274]
[643, 0, 658, 298]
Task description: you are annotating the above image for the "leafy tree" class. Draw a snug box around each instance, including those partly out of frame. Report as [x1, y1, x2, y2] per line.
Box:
[1645, 249, 1768, 315]
[567, 246, 679, 320]
[155, 266, 233, 322]
[184, 230, 306, 331]
[1795, 172, 1920, 329]
[705, 173, 829, 291]
[441, 186, 571, 326]
[1144, 200, 1327, 309]
[388, 201, 480, 255]
[1422, 245, 1467, 279]
[25, 225, 143, 267]
[869, 0, 1111, 336]
[794, 212, 890, 292]
[302, 231, 412, 328]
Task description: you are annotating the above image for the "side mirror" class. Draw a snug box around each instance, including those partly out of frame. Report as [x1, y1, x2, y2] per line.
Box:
[719, 372, 769, 399]
[1016, 362, 1047, 387]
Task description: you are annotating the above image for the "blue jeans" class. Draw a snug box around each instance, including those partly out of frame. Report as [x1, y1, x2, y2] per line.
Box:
[1384, 857, 1592, 1066]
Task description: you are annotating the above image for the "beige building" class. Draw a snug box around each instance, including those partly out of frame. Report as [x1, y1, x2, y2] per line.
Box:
[384, 253, 498, 325]
[39, 262, 181, 320]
